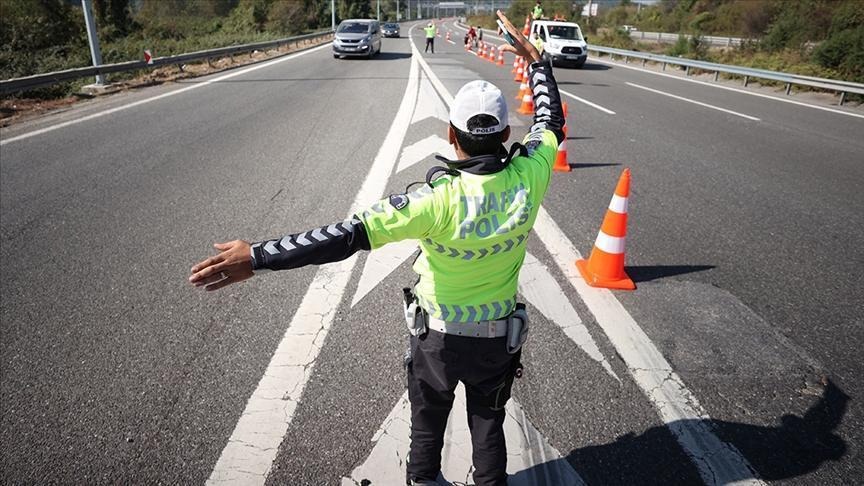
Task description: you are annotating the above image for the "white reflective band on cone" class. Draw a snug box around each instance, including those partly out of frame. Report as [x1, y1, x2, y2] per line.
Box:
[595, 231, 626, 254]
[608, 194, 629, 214]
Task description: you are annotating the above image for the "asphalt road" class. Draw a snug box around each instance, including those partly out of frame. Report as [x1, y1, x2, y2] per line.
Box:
[1, 20, 862, 485]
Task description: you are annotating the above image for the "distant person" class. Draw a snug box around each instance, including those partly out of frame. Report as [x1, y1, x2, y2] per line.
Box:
[424, 22, 437, 53]
[532, 0, 544, 20]
[531, 32, 544, 54]
[467, 25, 477, 47]
[477, 25, 483, 43]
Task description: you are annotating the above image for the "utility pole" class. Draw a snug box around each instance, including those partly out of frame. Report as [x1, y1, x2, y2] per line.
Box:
[396, 0, 400, 21]
[81, 0, 105, 85]
[331, 0, 335, 30]
[377, 0, 381, 21]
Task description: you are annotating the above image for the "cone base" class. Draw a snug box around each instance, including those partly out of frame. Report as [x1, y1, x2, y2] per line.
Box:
[575, 259, 636, 290]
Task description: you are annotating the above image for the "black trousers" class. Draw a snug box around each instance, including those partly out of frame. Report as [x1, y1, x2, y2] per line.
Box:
[425, 37, 435, 53]
[406, 329, 516, 486]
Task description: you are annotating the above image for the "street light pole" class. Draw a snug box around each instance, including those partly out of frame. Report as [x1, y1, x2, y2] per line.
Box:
[80, 0, 105, 85]
[377, 0, 381, 21]
[331, 0, 335, 30]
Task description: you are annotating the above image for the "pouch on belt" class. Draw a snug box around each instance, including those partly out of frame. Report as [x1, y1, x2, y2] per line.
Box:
[402, 287, 427, 337]
[506, 303, 530, 354]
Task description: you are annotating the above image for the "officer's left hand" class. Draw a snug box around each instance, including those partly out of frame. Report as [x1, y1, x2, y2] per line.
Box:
[189, 240, 254, 291]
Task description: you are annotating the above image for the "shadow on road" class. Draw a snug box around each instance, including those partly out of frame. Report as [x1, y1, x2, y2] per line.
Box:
[566, 136, 595, 141]
[625, 264, 715, 283]
[514, 381, 849, 485]
[568, 162, 620, 170]
[573, 62, 611, 71]
[338, 51, 413, 61]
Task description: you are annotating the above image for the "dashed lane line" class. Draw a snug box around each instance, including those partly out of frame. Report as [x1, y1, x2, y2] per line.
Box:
[559, 89, 617, 115]
[591, 57, 864, 121]
[626, 82, 760, 121]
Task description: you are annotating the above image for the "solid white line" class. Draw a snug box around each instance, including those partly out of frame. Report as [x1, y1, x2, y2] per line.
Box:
[419, 40, 764, 485]
[0, 44, 331, 146]
[206, 50, 420, 485]
[594, 57, 864, 120]
[626, 81, 760, 121]
[531, 207, 764, 485]
[559, 89, 617, 115]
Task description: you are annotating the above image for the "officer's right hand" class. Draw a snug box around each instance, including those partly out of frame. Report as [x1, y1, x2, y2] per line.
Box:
[496, 10, 542, 63]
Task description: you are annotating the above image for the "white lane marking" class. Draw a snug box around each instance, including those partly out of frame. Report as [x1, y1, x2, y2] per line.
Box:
[206, 52, 420, 486]
[397, 134, 455, 173]
[559, 89, 617, 115]
[531, 207, 764, 486]
[342, 387, 585, 486]
[418, 36, 764, 484]
[520, 252, 619, 381]
[351, 240, 418, 307]
[0, 44, 331, 146]
[411, 73, 450, 125]
[594, 57, 864, 120]
[626, 82, 760, 121]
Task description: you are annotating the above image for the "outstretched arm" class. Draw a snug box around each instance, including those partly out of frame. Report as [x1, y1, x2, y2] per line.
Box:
[496, 10, 565, 146]
[189, 217, 370, 291]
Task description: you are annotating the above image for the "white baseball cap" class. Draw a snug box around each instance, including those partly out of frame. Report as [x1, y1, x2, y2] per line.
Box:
[449, 80, 508, 135]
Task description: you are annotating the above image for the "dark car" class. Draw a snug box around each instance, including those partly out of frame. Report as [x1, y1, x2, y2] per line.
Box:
[382, 23, 400, 38]
[333, 19, 382, 59]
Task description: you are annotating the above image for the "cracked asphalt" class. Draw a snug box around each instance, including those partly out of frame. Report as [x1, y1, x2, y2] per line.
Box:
[2, 21, 863, 485]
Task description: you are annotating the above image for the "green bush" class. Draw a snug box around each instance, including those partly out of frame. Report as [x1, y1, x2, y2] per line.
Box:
[813, 26, 864, 81]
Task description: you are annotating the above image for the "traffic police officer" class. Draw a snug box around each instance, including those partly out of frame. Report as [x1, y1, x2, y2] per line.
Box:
[424, 22, 437, 53]
[188, 11, 564, 486]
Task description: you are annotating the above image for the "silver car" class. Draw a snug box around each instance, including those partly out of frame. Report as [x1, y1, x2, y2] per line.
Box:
[382, 23, 400, 38]
[333, 19, 382, 59]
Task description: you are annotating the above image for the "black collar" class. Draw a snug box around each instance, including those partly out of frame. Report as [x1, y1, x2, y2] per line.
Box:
[427, 143, 527, 184]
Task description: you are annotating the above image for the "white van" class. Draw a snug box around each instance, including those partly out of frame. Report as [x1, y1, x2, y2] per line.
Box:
[531, 20, 588, 68]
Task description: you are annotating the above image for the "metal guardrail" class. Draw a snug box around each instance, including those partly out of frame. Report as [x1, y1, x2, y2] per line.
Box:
[629, 31, 749, 47]
[0, 30, 334, 96]
[588, 45, 864, 105]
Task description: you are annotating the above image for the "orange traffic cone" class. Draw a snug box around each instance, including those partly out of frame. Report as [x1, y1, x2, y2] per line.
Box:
[497, 49, 505, 66]
[575, 169, 635, 290]
[488, 45, 496, 62]
[516, 75, 529, 100]
[512, 55, 521, 73]
[517, 89, 534, 115]
[553, 138, 570, 172]
[446, 31, 451, 41]
[523, 16, 531, 36]
[513, 61, 524, 82]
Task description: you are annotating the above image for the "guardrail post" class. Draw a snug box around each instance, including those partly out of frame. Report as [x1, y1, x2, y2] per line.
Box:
[840, 91, 847, 106]
[744, 75, 749, 87]
[785, 83, 792, 95]
[714, 71, 719, 81]
[662, 62, 666, 71]
[641, 59, 646, 67]
[685, 66, 690, 76]
[624, 56, 629, 64]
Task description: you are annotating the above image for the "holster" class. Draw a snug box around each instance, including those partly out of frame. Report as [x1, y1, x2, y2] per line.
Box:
[506, 303, 530, 354]
[402, 288, 427, 337]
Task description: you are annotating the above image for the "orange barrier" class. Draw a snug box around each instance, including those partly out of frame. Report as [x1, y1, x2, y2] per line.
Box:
[575, 169, 636, 290]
